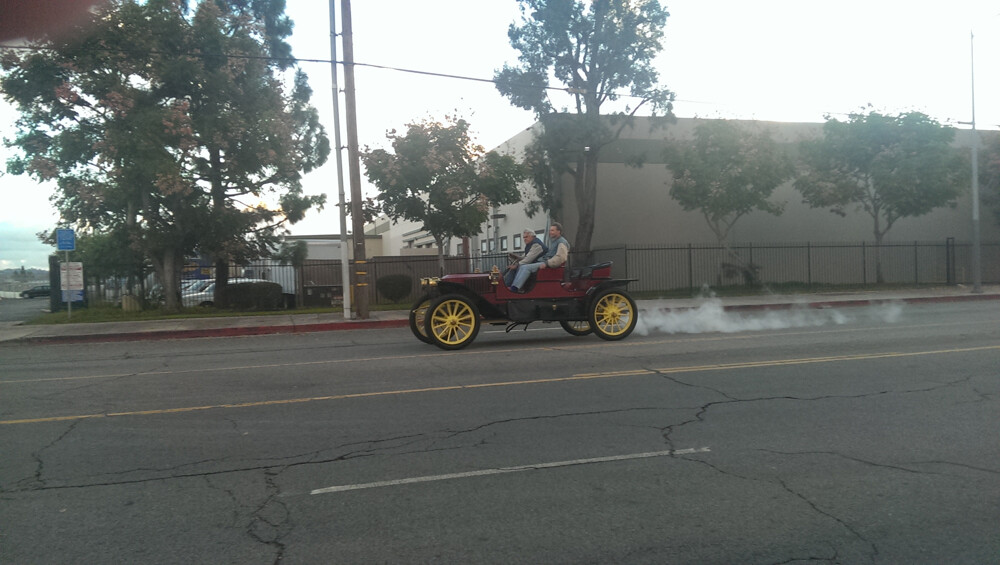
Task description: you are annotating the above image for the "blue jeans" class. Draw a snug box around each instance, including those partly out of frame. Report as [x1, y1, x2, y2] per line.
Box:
[510, 261, 544, 290]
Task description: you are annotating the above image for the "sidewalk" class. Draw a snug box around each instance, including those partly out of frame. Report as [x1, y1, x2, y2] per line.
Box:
[2, 284, 997, 345]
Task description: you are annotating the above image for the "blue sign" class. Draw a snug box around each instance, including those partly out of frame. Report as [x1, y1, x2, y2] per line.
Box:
[56, 229, 75, 251]
[62, 289, 84, 303]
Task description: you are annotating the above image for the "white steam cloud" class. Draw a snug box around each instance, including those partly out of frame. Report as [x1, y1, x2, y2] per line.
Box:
[635, 298, 904, 336]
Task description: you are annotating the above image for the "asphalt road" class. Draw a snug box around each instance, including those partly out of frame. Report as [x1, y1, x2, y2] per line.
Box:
[0, 295, 49, 323]
[2, 301, 998, 564]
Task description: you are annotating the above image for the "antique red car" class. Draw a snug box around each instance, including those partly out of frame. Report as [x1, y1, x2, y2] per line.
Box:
[409, 261, 638, 350]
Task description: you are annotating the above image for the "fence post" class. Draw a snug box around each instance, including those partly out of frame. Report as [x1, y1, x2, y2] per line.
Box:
[687, 243, 694, 295]
[945, 237, 955, 285]
[914, 241, 918, 284]
[807, 242, 812, 286]
[862, 241, 867, 284]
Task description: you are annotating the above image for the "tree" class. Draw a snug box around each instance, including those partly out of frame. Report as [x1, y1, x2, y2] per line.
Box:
[796, 110, 968, 283]
[183, 1, 327, 300]
[1, 0, 327, 310]
[361, 117, 526, 272]
[495, 0, 674, 254]
[664, 120, 793, 283]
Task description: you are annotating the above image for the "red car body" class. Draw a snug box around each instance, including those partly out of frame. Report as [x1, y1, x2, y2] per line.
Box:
[410, 261, 638, 350]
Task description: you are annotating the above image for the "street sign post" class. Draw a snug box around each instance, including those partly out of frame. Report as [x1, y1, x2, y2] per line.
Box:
[57, 229, 79, 318]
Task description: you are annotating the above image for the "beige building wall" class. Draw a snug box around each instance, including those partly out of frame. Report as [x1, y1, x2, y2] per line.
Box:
[285, 234, 384, 260]
[369, 117, 998, 257]
[496, 117, 999, 250]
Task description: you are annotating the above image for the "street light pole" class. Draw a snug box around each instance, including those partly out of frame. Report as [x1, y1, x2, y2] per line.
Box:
[969, 30, 982, 294]
[329, 0, 352, 318]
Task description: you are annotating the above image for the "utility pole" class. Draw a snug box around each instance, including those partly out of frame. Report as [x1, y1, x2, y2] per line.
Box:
[328, 0, 352, 318]
[340, 0, 369, 318]
[969, 30, 982, 294]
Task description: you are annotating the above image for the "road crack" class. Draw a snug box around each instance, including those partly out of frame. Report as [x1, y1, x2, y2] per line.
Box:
[247, 467, 291, 565]
[13, 419, 83, 491]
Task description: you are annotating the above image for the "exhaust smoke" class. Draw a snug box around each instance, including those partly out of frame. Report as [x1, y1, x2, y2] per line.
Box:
[635, 297, 904, 336]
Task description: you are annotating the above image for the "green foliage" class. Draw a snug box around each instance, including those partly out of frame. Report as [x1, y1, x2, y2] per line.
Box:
[1, 0, 328, 309]
[275, 240, 308, 267]
[361, 117, 526, 270]
[375, 274, 414, 303]
[73, 229, 147, 282]
[495, 0, 675, 252]
[216, 281, 283, 311]
[664, 120, 794, 245]
[796, 111, 967, 233]
[795, 110, 968, 283]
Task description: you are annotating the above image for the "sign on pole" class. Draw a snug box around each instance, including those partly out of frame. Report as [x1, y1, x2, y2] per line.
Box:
[56, 228, 75, 251]
[60, 261, 84, 303]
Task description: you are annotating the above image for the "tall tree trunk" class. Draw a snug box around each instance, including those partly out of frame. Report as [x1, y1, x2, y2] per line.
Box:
[210, 147, 229, 305]
[435, 235, 446, 276]
[153, 247, 183, 312]
[573, 151, 600, 259]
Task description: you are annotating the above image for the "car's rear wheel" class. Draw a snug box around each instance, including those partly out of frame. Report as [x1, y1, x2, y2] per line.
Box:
[559, 319, 593, 336]
[424, 294, 481, 350]
[589, 289, 637, 341]
[409, 294, 433, 344]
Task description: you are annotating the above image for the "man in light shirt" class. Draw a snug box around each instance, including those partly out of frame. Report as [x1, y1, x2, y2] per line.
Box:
[509, 222, 570, 293]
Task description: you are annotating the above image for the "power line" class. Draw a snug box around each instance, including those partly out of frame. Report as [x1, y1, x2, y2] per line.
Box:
[0, 42, 660, 99]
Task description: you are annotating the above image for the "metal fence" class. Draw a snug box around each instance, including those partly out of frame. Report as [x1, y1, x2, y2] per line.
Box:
[79, 239, 998, 308]
[618, 240, 999, 294]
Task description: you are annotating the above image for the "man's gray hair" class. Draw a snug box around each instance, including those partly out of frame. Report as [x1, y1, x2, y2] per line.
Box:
[523, 229, 536, 236]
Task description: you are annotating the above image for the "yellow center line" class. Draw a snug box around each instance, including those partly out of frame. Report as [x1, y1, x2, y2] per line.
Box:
[5, 318, 993, 385]
[3, 343, 997, 426]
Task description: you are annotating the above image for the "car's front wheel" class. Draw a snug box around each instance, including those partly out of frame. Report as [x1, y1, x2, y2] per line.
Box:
[588, 288, 637, 341]
[424, 294, 481, 350]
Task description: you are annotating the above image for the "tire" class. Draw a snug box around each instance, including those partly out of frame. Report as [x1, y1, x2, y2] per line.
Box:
[559, 319, 593, 336]
[424, 294, 481, 350]
[588, 288, 638, 341]
[409, 295, 433, 344]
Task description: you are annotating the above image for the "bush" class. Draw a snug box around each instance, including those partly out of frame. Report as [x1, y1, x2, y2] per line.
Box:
[376, 274, 413, 303]
[216, 281, 283, 311]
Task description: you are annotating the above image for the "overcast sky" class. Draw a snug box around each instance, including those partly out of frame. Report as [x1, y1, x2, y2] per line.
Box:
[2, 0, 998, 269]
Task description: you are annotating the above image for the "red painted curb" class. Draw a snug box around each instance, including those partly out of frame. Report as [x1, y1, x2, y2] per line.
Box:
[21, 318, 410, 345]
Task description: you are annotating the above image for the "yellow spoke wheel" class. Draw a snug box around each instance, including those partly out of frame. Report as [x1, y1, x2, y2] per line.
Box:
[424, 294, 481, 350]
[408, 295, 433, 344]
[589, 289, 637, 341]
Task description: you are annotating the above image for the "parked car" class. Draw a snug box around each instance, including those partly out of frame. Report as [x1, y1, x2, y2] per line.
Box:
[182, 278, 266, 307]
[20, 285, 50, 298]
